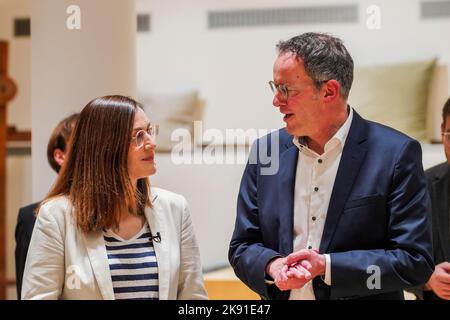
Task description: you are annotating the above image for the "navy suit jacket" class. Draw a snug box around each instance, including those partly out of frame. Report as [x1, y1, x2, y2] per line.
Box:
[419, 162, 450, 299]
[229, 110, 434, 300]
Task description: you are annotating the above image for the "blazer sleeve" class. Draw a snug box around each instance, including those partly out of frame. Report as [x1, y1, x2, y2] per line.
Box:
[21, 203, 65, 300]
[228, 143, 282, 299]
[329, 140, 434, 299]
[15, 208, 28, 300]
[176, 196, 208, 300]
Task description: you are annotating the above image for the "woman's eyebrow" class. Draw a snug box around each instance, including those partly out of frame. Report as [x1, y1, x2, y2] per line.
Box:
[132, 122, 150, 132]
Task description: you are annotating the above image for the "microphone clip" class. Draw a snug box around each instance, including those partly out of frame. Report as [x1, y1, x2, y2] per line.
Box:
[150, 232, 161, 243]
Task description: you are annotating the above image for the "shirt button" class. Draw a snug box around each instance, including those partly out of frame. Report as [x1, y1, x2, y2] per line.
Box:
[318, 159, 322, 164]
[314, 187, 319, 192]
[312, 216, 317, 221]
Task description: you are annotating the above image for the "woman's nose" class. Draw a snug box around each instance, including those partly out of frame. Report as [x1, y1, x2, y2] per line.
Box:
[144, 140, 156, 151]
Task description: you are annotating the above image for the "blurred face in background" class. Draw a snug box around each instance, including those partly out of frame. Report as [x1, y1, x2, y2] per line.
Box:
[441, 114, 450, 164]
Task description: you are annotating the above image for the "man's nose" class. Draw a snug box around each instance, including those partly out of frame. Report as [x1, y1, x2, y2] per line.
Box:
[273, 91, 286, 108]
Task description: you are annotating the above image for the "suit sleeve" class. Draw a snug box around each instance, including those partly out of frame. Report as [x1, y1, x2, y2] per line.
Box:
[21, 204, 65, 300]
[228, 142, 282, 299]
[329, 140, 434, 299]
[15, 209, 28, 300]
[176, 196, 208, 300]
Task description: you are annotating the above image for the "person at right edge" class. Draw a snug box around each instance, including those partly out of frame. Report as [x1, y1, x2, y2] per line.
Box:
[409, 97, 450, 300]
[229, 32, 434, 300]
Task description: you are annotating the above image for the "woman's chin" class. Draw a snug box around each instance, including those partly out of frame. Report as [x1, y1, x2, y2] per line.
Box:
[146, 164, 157, 176]
[133, 167, 157, 181]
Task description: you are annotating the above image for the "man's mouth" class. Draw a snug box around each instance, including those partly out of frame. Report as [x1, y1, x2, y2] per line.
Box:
[142, 155, 154, 161]
[283, 113, 294, 120]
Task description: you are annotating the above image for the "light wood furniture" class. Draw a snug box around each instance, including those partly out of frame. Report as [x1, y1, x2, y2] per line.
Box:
[204, 267, 260, 300]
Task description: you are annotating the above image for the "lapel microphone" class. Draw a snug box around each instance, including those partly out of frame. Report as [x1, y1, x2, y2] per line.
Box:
[150, 232, 161, 243]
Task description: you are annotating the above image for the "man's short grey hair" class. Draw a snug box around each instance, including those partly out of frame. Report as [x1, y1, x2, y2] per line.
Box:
[277, 32, 354, 99]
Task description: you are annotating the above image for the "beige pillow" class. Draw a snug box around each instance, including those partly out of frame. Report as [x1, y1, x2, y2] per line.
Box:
[349, 59, 437, 141]
[140, 90, 202, 152]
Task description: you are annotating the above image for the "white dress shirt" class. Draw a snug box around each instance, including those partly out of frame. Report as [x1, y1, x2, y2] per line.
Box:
[289, 107, 353, 300]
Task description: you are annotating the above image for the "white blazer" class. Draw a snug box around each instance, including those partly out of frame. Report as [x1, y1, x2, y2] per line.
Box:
[22, 187, 208, 300]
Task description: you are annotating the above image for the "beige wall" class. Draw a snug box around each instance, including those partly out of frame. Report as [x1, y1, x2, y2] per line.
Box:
[31, 0, 137, 202]
[0, 0, 31, 130]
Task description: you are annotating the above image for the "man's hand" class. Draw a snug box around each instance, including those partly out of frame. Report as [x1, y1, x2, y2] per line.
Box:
[285, 249, 326, 279]
[426, 262, 450, 300]
[266, 253, 312, 291]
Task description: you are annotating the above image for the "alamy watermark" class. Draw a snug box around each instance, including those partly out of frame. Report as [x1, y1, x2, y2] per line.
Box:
[66, 5, 81, 30]
[169, 121, 280, 175]
[366, 265, 381, 290]
[66, 264, 81, 290]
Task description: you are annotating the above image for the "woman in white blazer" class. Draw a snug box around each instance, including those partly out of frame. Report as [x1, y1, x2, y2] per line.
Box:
[21, 95, 207, 300]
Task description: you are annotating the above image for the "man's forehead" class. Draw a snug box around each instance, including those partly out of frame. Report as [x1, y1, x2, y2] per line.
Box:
[274, 52, 306, 79]
[277, 51, 303, 64]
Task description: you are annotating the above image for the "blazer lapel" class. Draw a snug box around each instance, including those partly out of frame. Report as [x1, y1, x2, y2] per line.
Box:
[320, 112, 368, 253]
[278, 142, 299, 256]
[82, 231, 115, 300]
[144, 192, 170, 300]
[433, 170, 450, 260]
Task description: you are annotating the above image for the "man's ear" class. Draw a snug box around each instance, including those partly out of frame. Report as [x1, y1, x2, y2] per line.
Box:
[322, 80, 340, 103]
[53, 148, 66, 167]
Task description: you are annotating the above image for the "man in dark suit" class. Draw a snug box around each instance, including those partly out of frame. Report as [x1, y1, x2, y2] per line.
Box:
[15, 113, 78, 299]
[228, 32, 434, 300]
[414, 97, 450, 300]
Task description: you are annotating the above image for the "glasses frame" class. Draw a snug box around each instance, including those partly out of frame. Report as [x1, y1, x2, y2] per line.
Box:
[131, 123, 159, 148]
[442, 132, 450, 144]
[268, 79, 330, 100]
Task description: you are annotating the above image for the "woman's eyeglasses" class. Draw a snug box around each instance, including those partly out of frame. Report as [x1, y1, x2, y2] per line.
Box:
[132, 123, 159, 148]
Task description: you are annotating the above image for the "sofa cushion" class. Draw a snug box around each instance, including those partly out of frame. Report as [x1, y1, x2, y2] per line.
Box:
[349, 59, 437, 141]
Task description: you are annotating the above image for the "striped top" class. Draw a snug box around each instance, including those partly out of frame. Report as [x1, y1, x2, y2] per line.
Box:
[103, 221, 159, 300]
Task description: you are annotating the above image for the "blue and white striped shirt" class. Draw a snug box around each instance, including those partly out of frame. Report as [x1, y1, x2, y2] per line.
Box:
[103, 221, 159, 300]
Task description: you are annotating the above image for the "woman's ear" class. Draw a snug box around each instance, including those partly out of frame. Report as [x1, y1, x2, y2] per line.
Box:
[53, 148, 66, 167]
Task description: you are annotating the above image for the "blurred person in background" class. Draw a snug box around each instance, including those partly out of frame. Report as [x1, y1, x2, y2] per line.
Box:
[15, 113, 79, 299]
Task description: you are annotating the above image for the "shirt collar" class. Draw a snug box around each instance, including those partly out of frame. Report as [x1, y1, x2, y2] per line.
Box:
[293, 106, 353, 154]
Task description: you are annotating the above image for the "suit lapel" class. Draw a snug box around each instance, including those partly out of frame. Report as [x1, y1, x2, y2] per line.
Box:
[319, 112, 368, 253]
[144, 192, 170, 300]
[277, 142, 298, 256]
[82, 231, 115, 300]
[433, 170, 450, 260]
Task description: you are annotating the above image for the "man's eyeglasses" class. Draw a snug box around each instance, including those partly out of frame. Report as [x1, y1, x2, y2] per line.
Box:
[132, 123, 159, 148]
[442, 132, 450, 144]
[268, 79, 330, 100]
[268, 81, 297, 100]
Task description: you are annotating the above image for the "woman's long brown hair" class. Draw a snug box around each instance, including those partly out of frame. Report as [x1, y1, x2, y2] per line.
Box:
[40, 95, 151, 233]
